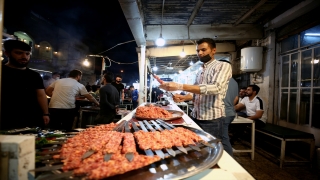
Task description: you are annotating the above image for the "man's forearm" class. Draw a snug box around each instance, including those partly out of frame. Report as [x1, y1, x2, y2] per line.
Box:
[247, 115, 262, 120]
[37, 92, 49, 114]
[88, 96, 99, 105]
[182, 84, 201, 94]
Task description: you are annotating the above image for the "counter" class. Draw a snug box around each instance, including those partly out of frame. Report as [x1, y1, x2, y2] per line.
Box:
[119, 102, 255, 180]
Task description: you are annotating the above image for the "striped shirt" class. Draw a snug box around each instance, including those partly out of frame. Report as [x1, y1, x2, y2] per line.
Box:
[192, 59, 232, 120]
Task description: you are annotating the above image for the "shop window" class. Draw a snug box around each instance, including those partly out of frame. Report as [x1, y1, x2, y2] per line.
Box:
[301, 50, 312, 87]
[300, 24, 320, 47]
[281, 35, 298, 52]
[279, 24, 320, 129]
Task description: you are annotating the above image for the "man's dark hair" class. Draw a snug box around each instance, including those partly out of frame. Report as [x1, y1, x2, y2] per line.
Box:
[130, 85, 134, 88]
[104, 72, 114, 83]
[3, 40, 31, 52]
[68, 69, 82, 78]
[92, 85, 98, 92]
[240, 87, 247, 90]
[248, 84, 260, 94]
[196, 38, 216, 49]
[115, 74, 122, 79]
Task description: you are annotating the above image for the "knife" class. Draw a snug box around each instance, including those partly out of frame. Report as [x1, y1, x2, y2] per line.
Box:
[138, 121, 165, 159]
[131, 121, 154, 157]
[143, 120, 176, 157]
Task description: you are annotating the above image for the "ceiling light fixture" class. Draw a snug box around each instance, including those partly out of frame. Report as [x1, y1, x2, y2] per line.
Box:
[153, 66, 158, 71]
[83, 59, 90, 66]
[156, 0, 165, 46]
[305, 33, 320, 36]
[180, 41, 186, 57]
[189, 61, 193, 65]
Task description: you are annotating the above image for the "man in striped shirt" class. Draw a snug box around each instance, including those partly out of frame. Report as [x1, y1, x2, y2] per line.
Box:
[159, 38, 232, 139]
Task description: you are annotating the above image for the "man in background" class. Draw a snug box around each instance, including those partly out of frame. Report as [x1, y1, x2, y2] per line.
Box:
[219, 60, 238, 157]
[46, 69, 99, 131]
[96, 72, 120, 124]
[43, 72, 60, 89]
[130, 85, 139, 109]
[1, 40, 50, 130]
[111, 75, 125, 103]
[235, 84, 265, 128]
[235, 87, 247, 116]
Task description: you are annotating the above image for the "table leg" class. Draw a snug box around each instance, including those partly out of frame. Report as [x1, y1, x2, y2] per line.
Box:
[79, 109, 83, 128]
[280, 140, 286, 168]
[251, 122, 255, 160]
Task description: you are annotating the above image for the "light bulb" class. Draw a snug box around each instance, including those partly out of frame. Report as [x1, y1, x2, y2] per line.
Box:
[189, 61, 193, 65]
[180, 50, 186, 57]
[153, 66, 158, 71]
[83, 59, 90, 66]
[156, 36, 165, 46]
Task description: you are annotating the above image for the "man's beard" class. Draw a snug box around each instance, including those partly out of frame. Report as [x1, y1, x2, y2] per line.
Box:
[9, 55, 29, 68]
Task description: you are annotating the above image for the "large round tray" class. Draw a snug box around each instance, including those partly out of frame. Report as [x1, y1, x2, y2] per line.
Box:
[107, 125, 224, 180]
[135, 110, 184, 121]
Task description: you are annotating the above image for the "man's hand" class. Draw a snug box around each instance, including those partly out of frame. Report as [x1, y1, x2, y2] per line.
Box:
[43, 116, 50, 125]
[172, 94, 187, 103]
[159, 82, 183, 91]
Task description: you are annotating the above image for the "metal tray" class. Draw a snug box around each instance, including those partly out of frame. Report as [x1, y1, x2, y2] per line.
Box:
[34, 125, 223, 180]
[135, 110, 184, 121]
[105, 125, 223, 180]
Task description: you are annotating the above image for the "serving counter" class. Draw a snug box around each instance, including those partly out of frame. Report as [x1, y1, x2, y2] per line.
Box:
[120, 102, 255, 180]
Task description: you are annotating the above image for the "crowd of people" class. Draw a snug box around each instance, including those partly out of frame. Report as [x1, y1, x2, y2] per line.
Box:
[0, 39, 265, 159]
[0, 39, 139, 131]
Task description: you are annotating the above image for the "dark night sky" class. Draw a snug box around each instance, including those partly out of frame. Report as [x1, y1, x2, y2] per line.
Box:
[3, 0, 139, 85]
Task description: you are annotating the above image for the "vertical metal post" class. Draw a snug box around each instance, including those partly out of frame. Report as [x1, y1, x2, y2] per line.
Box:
[138, 45, 146, 106]
[0, 0, 4, 129]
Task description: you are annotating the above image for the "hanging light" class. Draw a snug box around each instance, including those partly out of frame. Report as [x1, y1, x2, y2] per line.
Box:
[189, 61, 193, 65]
[156, 0, 165, 47]
[156, 34, 165, 46]
[83, 59, 90, 66]
[180, 48, 186, 57]
[153, 66, 158, 71]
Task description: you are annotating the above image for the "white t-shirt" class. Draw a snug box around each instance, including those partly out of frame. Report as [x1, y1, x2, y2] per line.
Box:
[240, 96, 266, 123]
[49, 78, 89, 109]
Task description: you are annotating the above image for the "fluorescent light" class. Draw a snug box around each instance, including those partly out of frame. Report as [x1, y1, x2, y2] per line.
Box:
[305, 33, 320, 36]
[311, 59, 319, 64]
[153, 66, 158, 71]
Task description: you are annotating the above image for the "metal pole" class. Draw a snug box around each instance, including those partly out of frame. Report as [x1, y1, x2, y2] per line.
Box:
[0, 0, 5, 129]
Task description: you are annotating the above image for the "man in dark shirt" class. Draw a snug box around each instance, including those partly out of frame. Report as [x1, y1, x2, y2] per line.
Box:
[111, 75, 125, 103]
[96, 72, 120, 124]
[1, 40, 50, 130]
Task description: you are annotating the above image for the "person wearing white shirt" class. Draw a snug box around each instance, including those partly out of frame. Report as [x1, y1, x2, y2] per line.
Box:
[235, 84, 266, 128]
[46, 69, 99, 131]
